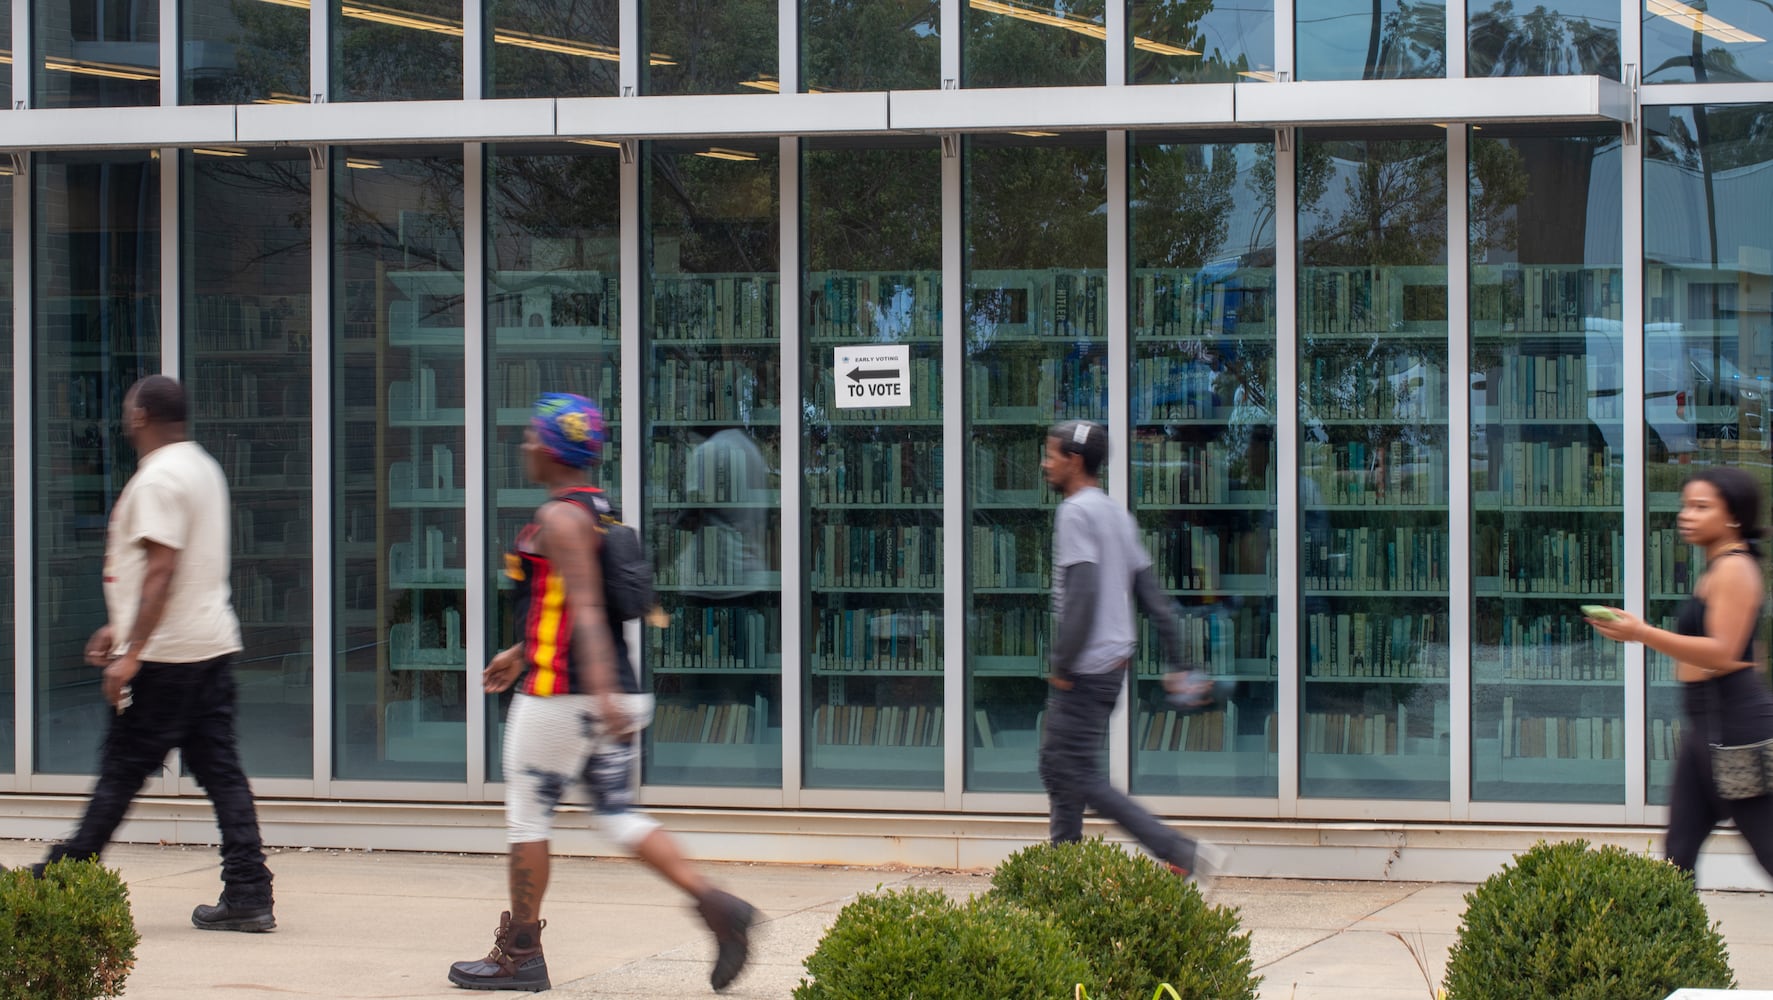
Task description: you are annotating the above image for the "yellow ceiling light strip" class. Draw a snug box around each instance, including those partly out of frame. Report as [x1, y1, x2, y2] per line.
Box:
[254, 91, 310, 104]
[1132, 37, 1197, 56]
[44, 57, 159, 81]
[571, 139, 624, 148]
[0, 50, 12, 65]
[696, 147, 759, 161]
[195, 147, 249, 157]
[1647, 0, 1765, 43]
[346, 156, 383, 169]
[258, 0, 676, 64]
[1238, 69, 1278, 82]
[970, 0, 1199, 55]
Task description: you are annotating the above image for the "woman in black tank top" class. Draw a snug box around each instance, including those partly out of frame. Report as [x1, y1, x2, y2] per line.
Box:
[1588, 467, 1773, 880]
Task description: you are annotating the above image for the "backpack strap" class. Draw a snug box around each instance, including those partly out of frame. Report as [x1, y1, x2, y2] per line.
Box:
[551, 486, 614, 531]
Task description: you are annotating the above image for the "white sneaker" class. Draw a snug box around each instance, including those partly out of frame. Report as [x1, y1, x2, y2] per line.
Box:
[1170, 840, 1227, 891]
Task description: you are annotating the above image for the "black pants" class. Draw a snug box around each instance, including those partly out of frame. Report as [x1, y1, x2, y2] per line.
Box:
[1038, 669, 1198, 871]
[47, 656, 273, 904]
[1667, 669, 1773, 879]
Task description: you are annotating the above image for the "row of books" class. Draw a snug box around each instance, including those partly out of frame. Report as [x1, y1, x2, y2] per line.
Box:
[494, 358, 616, 412]
[966, 354, 1106, 421]
[1303, 710, 1405, 755]
[389, 365, 456, 422]
[645, 438, 780, 505]
[189, 294, 309, 352]
[1480, 442, 1623, 507]
[1130, 354, 1274, 422]
[1499, 707, 1625, 760]
[1142, 525, 1275, 593]
[1130, 270, 1273, 339]
[970, 523, 1051, 590]
[1299, 267, 1447, 336]
[652, 522, 783, 591]
[968, 272, 1108, 339]
[812, 356, 941, 420]
[1135, 704, 1239, 753]
[806, 273, 940, 342]
[232, 506, 307, 556]
[811, 524, 943, 590]
[1477, 353, 1621, 421]
[1304, 354, 1448, 420]
[1475, 526, 1622, 595]
[389, 446, 460, 498]
[1649, 716, 1686, 761]
[970, 440, 1062, 507]
[1303, 526, 1449, 591]
[810, 440, 943, 506]
[1471, 266, 1622, 333]
[234, 570, 309, 627]
[653, 696, 771, 744]
[211, 434, 308, 489]
[47, 374, 117, 421]
[1301, 440, 1448, 506]
[489, 277, 616, 334]
[1135, 607, 1276, 674]
[201, 365, 306, 420]
[811, 703, 944, 747]
[970, 605, 1049, 658]
[1130, 439, 1272, 505]
[644, 607, 781, 672]
[1646, 529, 1698, 597]
[492, 456, 624, 494]
[650, 275, 779, 341]
[812, 608, 942, 672]
[648, 359, 782, 422]
[1304, 612, 1451, 678]
[1473, 620, 1622, 680]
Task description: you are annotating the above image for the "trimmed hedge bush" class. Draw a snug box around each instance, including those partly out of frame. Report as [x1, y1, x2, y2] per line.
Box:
[795, 886, 1092, 999]
[991, 840, 1260, 1000]
[1443, 839, 1733, 1000]
[0, 859, 139, 1000]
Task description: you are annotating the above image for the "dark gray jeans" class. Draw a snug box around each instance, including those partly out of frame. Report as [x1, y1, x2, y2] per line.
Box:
[1038, 669, 1198, 871]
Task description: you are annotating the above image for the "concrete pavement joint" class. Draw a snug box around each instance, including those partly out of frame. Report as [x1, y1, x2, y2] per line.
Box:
[1251, 882, 1437, 973]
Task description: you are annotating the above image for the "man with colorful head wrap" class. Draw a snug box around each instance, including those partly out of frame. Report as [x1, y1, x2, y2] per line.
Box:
[449, 393, 756, 994]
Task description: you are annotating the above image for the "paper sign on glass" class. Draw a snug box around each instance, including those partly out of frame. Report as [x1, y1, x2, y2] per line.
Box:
[833, 345, 910, 409]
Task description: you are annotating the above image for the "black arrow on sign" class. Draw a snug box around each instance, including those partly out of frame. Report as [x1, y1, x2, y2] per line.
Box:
[847, 367, 898, 381]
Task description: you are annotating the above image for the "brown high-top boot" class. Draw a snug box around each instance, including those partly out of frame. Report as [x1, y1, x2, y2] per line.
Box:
[447, 911, 549, 992]
[696, 889, 757, 991]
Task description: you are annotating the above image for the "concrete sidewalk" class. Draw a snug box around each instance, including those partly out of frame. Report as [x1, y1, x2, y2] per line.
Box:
[3, 840, 1769, 999]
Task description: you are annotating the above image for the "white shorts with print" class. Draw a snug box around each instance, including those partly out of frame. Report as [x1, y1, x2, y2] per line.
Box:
[503, 692, 660, 846]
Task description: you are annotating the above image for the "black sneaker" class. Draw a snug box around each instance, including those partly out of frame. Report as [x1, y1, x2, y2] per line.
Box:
[697, 889, 757, 992]
[192, 896, 277, 933]
[448, 912, 550, 993]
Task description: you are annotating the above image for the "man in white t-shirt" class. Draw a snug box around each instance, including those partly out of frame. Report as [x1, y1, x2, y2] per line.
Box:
[36, 375, 276, 932]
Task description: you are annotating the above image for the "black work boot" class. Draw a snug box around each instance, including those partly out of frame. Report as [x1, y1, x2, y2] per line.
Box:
[696, 888, 757, 992]
[192, 890, 277, 932]
[448, 911, 549, 993]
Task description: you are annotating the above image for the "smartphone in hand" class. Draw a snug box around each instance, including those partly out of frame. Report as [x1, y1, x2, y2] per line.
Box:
[1580, 605, 1620, 622]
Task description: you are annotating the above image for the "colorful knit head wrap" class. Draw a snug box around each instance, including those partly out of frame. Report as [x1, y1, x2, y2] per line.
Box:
[531, 393, 605, 469]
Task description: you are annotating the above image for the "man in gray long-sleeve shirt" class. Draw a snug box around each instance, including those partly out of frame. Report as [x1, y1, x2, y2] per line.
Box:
[1038, 420, 1222, 879]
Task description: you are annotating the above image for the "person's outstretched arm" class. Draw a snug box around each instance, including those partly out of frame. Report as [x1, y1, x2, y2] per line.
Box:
[1133, 565, 1186, 671]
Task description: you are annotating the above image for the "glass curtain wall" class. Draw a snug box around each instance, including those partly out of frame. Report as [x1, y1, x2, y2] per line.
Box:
[1129, 0, 1276, 84]
[1467, 1, 1618, 78]
[485, 0, 619, 97]
[801, 139, 943, 790]
[33, 152, 160, 775]
[1297, 131, 1451, 800]
[1128, 134, 1279, 797]
[1296, 1, 1444, 80]
[964, 136, 1107, 792]
[182, 149, 315, 778]
[182, 0, 310, 104]
[800, 1, 939, 92]
[332, 147, 467, 781]
[332, 1, 463, 102]
[0, 176, 11, 771]
[1644, 1, 1773, 85]
[484, 144, 621, 781]
[34, 0, 159, 108]
[1643, 103, 1773, 803]
[964, 0, 1106, 88]
[641, 140, 782, 787]
[1469, 125, 1625, 803]
[1, 0, 11, 108]
[642, 0, 776, 95]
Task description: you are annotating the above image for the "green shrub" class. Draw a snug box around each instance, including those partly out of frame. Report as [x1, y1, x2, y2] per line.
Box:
[0, 859, 140, 1000]
[1444, 839, 1734, 1000]
[795, 886, 1092, 1000]
[990, 840, 1260, 1000]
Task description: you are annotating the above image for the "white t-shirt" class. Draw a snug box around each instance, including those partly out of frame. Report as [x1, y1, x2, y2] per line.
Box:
[104, 440, 243, 662]
[1052, 486, 1151, 675]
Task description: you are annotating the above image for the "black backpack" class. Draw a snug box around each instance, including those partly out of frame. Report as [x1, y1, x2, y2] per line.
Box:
[556, 487, 658, 623]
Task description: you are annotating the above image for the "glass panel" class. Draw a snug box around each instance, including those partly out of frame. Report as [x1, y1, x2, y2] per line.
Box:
[1129, 0, 1277, 85]
[1297, 131, 1450, 800]
[964, 0, 1106, 88]
[484, 143, 621, 782]
[1, 0, 12, 109]
[642, 0, 776, 95]
[641, 141, 782, 787]
[801, 140, 943, 790]
[0, 175, 11, 771]
[801, 0, 939, 92]
[1469, 126, 1625, 803]
[1128, 134, 1279, 797]
[1467, 1, 1620, 78]
[332, 1, 463, 103]
[34, 0, 160, 108]
[964, 136, 1108, 792]
[1296, 0, 1444, 81]
[183, 149, 314, 778]
[34, 152, 160, 775]
[333, 147, 467, 781]
[1644, 1, 1773, 85]
[1643, 104, 1773, 804]
[181, 0, 310, 104]
[486, 0, 619, 98]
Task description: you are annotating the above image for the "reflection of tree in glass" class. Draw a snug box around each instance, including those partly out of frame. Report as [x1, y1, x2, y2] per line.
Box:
[1468, 2, 1620, 78]
[802, 1, 939, 92]
[804, 150, 941, 272]
[1369, 1, 1446, 79]
[1302, 139, 1446, 268]
[649, 152, 778, 274]
[1128, 0, 1263, 84]
[185, 1, 307, 104]
[964, 0, 1107, 88]
[967, 144, 1106, 271]
[488, 0, 619, 98]
[488, 154, 620, 268]
[644, 0, 776, 95]
[334, 0, 464, 102]
[1133, 143, 1239, 268]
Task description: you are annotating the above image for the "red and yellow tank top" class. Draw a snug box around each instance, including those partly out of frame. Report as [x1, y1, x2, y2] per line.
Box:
[506, 486, 637, 697]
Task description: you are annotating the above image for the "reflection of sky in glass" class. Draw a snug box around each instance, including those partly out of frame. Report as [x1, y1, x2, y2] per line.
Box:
[1643, 0, 1773, 84]
[1297, 0, 1445, 80]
